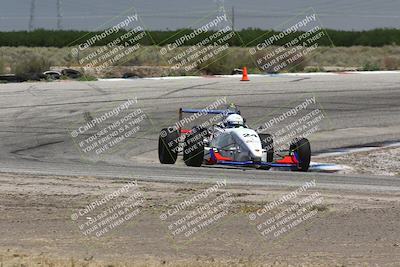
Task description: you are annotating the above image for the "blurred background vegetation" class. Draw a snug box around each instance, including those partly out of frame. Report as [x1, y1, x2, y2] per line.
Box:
[0, 28, 399, 47]
[0, 28, 400, 77]
[1, 45, 399, 77]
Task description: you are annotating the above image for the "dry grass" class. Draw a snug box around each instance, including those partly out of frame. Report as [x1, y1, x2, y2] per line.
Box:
[13, 54, 51, 79]
[1, 46, 400, 77]
[309, 45, 400, 70]
[0, 58, 4, 73]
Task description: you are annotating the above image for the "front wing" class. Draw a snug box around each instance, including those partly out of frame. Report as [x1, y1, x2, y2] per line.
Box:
[206, 148, 300, 168]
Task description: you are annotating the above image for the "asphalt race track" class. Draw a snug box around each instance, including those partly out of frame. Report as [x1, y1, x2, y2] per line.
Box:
[1, 73, 400, 191]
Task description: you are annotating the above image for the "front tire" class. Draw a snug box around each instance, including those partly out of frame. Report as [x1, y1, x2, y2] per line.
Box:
[158, 127, 179, 164]
[290, 138, 311, 172]
[183, 127, 206, 167]
[258, 133, 274, 170]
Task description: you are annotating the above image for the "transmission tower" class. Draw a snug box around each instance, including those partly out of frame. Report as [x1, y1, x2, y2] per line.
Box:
[29, 0, 36, 31]
[214, 0, 230, 30]
[231, 6, 235, 31]
[57, 0, 62, 30]
[215, 0, 226, 15]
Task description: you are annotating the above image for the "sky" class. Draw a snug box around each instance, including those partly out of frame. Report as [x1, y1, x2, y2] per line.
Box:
[0, 0, 399, 31]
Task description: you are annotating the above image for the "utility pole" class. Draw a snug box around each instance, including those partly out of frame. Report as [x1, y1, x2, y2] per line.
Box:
[29, 0, 36, 31]
[231, 6, 235, 31]
[57, 0, 62, 30]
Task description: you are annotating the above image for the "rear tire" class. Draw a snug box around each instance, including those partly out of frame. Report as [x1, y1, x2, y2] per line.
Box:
[183, 127, 206, 167]
[290, 138, 311, 172]
[258, 133, 274, 170]
[158, 128, 179, 164]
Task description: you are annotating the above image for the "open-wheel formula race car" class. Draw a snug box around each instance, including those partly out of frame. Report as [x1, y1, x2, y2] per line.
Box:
[158, 106, 311, 172]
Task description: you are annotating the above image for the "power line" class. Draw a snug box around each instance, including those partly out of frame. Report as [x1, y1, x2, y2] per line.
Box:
[3, 12, 397, 21]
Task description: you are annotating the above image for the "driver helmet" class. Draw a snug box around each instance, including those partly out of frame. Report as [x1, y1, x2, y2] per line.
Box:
[225, 114, 244, 128]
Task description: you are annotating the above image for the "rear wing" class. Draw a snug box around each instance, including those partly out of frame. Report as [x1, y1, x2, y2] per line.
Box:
[180, 108, 239, 115]
[178, 107, 240, 134]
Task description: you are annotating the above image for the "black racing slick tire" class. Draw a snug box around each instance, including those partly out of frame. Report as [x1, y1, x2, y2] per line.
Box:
[290, 138, 311, 172]
[61, 68, 82, 79]
[183, 127, 206, 167]
[158, 127, 179, 164]
[258, 133, 274, 170]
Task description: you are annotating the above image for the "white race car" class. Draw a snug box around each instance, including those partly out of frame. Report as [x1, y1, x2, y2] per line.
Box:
[158, 107, 311, 171]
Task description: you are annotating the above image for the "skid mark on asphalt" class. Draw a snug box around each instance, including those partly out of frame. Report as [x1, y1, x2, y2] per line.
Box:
[11, 140, 64, 154]
[289, 77, 311, 82]
[87, 83, 108, 95]
[159, 81, 221, 97]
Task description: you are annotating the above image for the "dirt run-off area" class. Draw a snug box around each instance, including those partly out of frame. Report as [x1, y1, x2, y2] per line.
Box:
[1, 171, 400, 267]
[315, 146, 400, 177]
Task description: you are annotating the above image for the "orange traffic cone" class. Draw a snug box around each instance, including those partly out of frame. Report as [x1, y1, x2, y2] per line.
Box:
[241, 67, 250, 81]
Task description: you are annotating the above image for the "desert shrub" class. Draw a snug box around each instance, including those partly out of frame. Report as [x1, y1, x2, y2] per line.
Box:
[383, 56, 399, 70]
[121, 46, 163, 66]
[305, 66, 325, 72]
[0, 46, 397, 77]
[251, 46, 309, 73]
[62, 52, 75, 67]
[286, 52, 308, 73]
[0, 58, 4, 73]
[225, 47, 254, 72]
[252, 48, 277, 73]
[197, 51, 232, 75]
[196, 47, 255, 75]
[12, 54, 51, 79]
[77, 75, 98, 81]
[362, 61, 381, 71]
